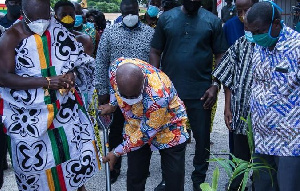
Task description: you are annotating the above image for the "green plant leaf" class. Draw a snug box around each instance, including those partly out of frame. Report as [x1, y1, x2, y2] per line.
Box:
[230, 162, 249, 181]
[240, 170, 249, 191]
[240, 115, 254, 155]
[200, 183, 212, 191]
[211, 154, 233, 177]
[212, 167, 219, 191]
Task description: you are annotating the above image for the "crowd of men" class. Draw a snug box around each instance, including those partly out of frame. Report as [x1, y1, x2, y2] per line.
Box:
[0, 0, 299, 191]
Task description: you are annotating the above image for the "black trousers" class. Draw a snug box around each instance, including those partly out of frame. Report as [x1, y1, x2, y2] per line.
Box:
[127, 143, 187, 191]
[183, 99, 211, 185]
[229, 134, 251, 190]
[108, 107, 124, 171]
[253, 154, 300, 191]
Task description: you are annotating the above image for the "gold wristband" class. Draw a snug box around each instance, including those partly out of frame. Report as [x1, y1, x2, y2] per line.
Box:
[45, 77, 51, 89]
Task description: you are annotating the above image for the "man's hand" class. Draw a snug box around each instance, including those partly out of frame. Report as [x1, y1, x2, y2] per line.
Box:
[224, 109, 233, 131]
[99, 104, 117, 115]
[224, 86, 232, 131]
[102, 151, 119, 171]
[65, 72, 75, 84]
[200, 85, 218, 109]
[47, 74, 74, 90]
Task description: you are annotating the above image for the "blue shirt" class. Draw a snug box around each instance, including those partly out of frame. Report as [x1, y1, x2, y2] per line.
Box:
[250, 26, 300, 156]
[223, 16, 244, 46]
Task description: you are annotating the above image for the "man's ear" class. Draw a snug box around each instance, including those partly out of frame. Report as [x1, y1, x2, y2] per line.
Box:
[273, 18, 281, 29]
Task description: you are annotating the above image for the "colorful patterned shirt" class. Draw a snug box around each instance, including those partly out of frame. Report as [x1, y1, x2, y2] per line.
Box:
[250, 26, 300, 156]
[213, 36, 254, 135]
[109, 58, 188, 155]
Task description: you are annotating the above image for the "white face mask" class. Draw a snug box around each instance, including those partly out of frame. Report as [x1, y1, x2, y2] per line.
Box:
[122, 14, 139, 28]
[24, 12, 50, 36]
[120, 94, 143, 105]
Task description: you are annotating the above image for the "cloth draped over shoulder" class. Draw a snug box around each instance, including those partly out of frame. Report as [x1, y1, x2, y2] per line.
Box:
[0, 17, 101, 191]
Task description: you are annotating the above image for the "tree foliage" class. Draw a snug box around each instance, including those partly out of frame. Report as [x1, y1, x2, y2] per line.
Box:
[89, 0, 121, 13]
[50, 0, 149, 13]
[50, 0, 213, 14]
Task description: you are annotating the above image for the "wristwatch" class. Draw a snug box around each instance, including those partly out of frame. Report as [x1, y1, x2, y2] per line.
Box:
[212, 81, 220, 90]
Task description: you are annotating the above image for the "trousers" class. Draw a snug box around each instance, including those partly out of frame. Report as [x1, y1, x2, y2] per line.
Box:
[127, 143, 187, 191]
[108, 107, 124, 171]
[183, 99, 211, 186]
[253, 153, 300, 191]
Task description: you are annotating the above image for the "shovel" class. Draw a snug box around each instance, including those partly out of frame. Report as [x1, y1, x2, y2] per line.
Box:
[96, 110, 113, 191]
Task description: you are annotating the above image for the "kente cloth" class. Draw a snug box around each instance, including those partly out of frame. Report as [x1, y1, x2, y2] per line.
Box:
[0, 17, 101, 191]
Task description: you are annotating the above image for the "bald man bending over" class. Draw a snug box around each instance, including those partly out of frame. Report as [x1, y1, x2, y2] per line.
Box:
[101, 58, 189, 191]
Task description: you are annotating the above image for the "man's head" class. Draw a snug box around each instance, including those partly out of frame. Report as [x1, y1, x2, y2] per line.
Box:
[120, 0, 139, 16]
[86, 9, 106, 31]
[73, 2, 83, 28]
[120, 0, 139, 28]
[147, 0, 161, 18]
[182, 0, 202, 15]
[246, 1, 282, 47]
[5, 0, 21, 20]
[74, 2, 83, 15]
[235, 0, 258, 23]
[162, 0, 179, 11]
[22, 0, 50, 36]
[82, 8, 88, 23]
[54, 0, 75, 30]
[22, 0, 50, 21]
[116, 63, 144, 105]
[225, 0, 232, 5]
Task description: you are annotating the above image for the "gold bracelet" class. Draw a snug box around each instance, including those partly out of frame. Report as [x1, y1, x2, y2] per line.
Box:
[45, 77, 51, 89]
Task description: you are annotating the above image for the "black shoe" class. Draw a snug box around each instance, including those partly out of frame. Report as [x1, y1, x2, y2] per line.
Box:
[187, 129, 192, 144]
[110, 169, 120, 184]
[154, 180, 165, 191]
[193, 183, 201, 191]
[2, 159, 8, 170]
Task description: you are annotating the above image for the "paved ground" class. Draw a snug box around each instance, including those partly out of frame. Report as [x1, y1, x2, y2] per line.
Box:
[2, 91, 231, 191]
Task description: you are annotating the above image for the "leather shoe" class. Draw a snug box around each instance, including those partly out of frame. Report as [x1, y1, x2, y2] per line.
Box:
[154, 180, 165, 191]
[2, 159, 8, 170]
[110, 169, 120, 184]
[187, 129, 192, 143]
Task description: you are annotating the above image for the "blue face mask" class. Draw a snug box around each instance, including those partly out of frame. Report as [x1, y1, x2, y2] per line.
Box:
[244, 31, 255, 43]
[86, 22, 95, 28]
[74, 15, 83, 27]
[147, 5, 160, 18]
[253, 1, 283, 47]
